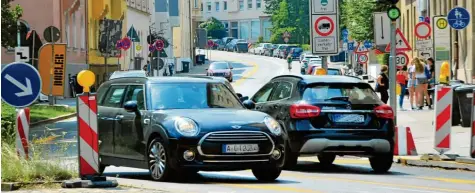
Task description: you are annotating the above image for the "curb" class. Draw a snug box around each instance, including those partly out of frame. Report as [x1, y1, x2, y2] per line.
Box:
[30, 113, 77, 128]
[394, 157, 475, 171]
[61, 179, 118, 188]
[1, 181, 62, 191]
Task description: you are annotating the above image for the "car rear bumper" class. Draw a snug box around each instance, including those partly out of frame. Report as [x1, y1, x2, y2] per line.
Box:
[299, 138, 391, 154]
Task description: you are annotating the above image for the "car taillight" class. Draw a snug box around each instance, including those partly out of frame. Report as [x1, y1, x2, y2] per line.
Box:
[290, 104, 321, 119]
[374, 104, 394, 119]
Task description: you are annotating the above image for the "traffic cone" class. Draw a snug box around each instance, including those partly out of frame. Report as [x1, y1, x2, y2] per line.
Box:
[394, 126, 418, 156]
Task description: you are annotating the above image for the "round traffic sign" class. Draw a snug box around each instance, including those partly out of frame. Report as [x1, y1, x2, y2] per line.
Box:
[121, 37, 132, 50]
[314, 16, 334, 37]
[387, 6, 401, 21]
[149, 44, 156, 52]
[414, 22, 431, 38]
[1, 62, 42, 108]
[395, 52, 409, 69]
[448, 7, 470, 30]
[136, 44, 142, 51]
[284, 37, 289, 43]
[358, 54, 368, 63]
[43, 26, 61, 43]
[155, 40, 164, 51]
[116, 40, 123, 49]
[436, 18, 448, 29]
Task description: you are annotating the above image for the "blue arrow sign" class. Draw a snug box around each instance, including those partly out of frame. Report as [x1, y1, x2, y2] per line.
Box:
[348, 42, 355, 52]
[364, 40, 372, 49]
[448, 7, 470, 30]
[1, 62, 42, 108]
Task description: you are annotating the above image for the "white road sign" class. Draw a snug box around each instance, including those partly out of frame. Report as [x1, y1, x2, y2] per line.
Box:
[15, 47, 30, 62]
[312, 0, 337, 14]
[419, 48, 433, 59]
[433, 16, 451, 82]
[416, 39, 433, 50]
[311, 14, 339, 54]
[373, 12, 400, 46]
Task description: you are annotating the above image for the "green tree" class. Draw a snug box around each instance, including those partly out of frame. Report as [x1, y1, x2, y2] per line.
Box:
[199, 17, 227, 39]
[269, 0, 296, 44]
[265, 0, 308, 44]
[1, 0, 23, 48]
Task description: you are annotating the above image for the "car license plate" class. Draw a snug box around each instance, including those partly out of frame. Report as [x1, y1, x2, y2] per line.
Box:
[332, 114, 365, 123]
[223, 144, 259, 153]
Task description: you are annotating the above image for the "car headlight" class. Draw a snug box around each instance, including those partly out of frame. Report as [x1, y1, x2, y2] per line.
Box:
[264, 117, 282, 136]
[174, 117, 200, 137]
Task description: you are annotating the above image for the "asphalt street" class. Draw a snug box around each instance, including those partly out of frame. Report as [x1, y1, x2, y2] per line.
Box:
[30, 50, 474, 192]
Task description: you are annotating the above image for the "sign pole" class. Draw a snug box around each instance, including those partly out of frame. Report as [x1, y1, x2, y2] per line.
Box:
[389, 20, 397, 122]
[104, 19, 110, 82]
[49, 27, 55, 105]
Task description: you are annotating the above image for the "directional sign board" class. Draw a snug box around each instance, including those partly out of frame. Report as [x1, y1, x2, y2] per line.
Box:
[385, 28, 412, 52]
[15, 47, 30, 62]
[1, 62, 42, 108]
[448, 7, 470, 30]
[395, 52, 409, 69]
[355, 42, 369, 54]
[347, 42, 354, 52]
[373, 12, 400, 46]
[415, 22, 431, 38]
[310, 0, 339, 55]
[416, 39, 432, 50]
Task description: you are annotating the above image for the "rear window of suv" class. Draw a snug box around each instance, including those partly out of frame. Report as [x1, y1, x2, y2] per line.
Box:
[302, 83, 381, 104]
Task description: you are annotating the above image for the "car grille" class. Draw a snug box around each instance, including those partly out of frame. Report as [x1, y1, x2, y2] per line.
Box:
[212, 72, 226, 76]
[197, 131, 274, 156]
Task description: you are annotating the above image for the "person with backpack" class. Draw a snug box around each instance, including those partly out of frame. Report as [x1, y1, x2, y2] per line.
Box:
[412, 57, 432, 110]
[376, 65, 389, 104]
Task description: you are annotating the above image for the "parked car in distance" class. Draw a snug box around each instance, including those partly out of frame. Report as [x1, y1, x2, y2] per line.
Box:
[222, 37, 234, 46]
[248, 43, 258, 54]
[299, 52, 312, 62]
[213, 39, 225, 50]
[206, 61, 234, 82]
[225, 39, 248, 53]
[109, 70, 147, 80]
[289, 47, 303, 59]
[254, 43, 272, 55]
[96, 77, 285, 181]
[268, 44, 279, 56]
[279, 45, 299, 59]
[275, 45, 288, 58]
[245, 75, 395, 173]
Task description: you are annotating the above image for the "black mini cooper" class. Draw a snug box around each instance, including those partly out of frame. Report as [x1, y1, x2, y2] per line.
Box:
[96, 76, 284, 181]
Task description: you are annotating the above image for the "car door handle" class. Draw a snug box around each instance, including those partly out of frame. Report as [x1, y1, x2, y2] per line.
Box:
[115, 115, 124, 123]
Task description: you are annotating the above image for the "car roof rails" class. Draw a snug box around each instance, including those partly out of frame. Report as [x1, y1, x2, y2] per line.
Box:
[271, 74, 303, 80]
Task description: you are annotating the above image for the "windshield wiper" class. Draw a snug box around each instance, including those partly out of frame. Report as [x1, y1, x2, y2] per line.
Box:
[324, 96, 350, 102]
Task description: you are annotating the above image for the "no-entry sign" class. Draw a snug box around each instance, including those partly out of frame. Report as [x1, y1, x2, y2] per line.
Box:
[415, 22, 431, 38]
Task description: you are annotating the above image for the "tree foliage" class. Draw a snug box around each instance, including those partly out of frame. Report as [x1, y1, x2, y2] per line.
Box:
[266, 0, 308, 44]
[199, 17, 227, 39]
[1, 0, 23, 48]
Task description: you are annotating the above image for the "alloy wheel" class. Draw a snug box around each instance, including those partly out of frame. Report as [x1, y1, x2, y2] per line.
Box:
[149, 141, 167, 180]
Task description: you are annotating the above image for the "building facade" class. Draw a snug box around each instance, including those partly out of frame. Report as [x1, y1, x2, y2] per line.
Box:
[201, 0, 271, 42]
[125, 0, 152, 70]
[399, 0, 475, 82]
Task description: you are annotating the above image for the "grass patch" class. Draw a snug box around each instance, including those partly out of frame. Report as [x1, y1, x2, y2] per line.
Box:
[1, 102, 75, 123]
[1, 143, 76, 183]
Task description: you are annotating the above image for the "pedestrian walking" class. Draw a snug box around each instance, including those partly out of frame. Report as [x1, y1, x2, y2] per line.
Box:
[287, 55, 293, 73]
[376, 65, 389, 104]
[396, 66, 408, 110]
[407, 60, 417, 110]
[412, 57, 431, 110]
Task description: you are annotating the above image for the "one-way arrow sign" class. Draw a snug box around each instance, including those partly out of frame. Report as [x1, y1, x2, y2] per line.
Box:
[1, 62, 42, 108]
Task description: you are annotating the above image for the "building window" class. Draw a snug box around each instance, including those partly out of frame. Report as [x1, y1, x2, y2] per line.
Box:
[215, 2, 219, 11]
[239, 21, 249, 40]
[239, 0, 244, 11]
[72, 12, 76, 48]
[247, 0, 252, 9]
[256, 0, 261, 8]
[251, 20, 259, 39]
[207, 2, 211, 12]
[194, 0, 198, 8]
[223, 21, 229, 34]
[201, 3, 203, 11]
[81, 15, 85, 49]
[263, 20, 272, 41]
[224, 1, 227, 10]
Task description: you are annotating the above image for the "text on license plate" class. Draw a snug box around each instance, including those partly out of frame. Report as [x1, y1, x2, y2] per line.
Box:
[223, 144, 259, 153]
[332, 114, 365, 123]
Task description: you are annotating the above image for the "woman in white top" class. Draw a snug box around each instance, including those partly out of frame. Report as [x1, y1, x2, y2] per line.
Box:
[412, 57, 430, 110]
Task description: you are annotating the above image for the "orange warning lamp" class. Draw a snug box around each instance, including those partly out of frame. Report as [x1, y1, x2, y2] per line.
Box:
[439, 61, 450, 84]
[314, 67, 327, 75]
[77, 70, 96, 93]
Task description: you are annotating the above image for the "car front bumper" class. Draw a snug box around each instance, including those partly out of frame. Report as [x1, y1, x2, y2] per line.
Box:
[167, 132, 285, 171]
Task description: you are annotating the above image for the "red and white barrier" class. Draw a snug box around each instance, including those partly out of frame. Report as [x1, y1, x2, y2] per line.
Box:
[394, 126, 417, 156]
[77, 93, 100, 178]
[16, 108, 30, 159]
[471, 89, 475, 158]
[434, 85, 453, 154]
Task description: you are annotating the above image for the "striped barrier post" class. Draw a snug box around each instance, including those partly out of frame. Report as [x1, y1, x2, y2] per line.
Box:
[16, 108, 30, 159]
[471, 89, 475, 158]
[434, 85, 453, 154]
[394, 126, 417, 156]
[77, 93, 99, 179]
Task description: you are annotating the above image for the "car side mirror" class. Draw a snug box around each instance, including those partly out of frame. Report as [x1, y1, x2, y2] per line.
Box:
[205, 68, 208, 71]
[236, 93, 243, 98]
[124, 101, 139, 113]
[230, 67, 234, 69]
[240, 96, 249, 102]
[242, 100, 255, 109]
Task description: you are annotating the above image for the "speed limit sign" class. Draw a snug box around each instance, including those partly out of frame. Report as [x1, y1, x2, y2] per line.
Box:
[395, 52, 409, 69]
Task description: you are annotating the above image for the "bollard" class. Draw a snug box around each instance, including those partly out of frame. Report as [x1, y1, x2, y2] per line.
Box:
[16, 108, 30, 159]
[471, 89, 475, 158]
[433, 85, 453, 155]
[62, 70, 117, 188]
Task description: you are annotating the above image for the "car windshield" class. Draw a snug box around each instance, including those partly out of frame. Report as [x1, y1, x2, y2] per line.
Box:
[309, 59, 322, 65]
[210, 62, 229, 69]
[293, 48, 303, 52]
[237, 39, 246, 43]
[264, 44, 272, 48]
[149, 83, 244, 110]
[327, 69, 341, 75]
[109, 71, 146, 79]
[302, 83, 381, 104]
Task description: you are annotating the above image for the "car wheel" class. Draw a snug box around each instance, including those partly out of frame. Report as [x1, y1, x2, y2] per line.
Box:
[317, 154, 336, 166]
[252, 167, 281, 182]
[148, 137, 174, 181]
[369, 154, 393, 173]
[283, 142, 299, 169]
